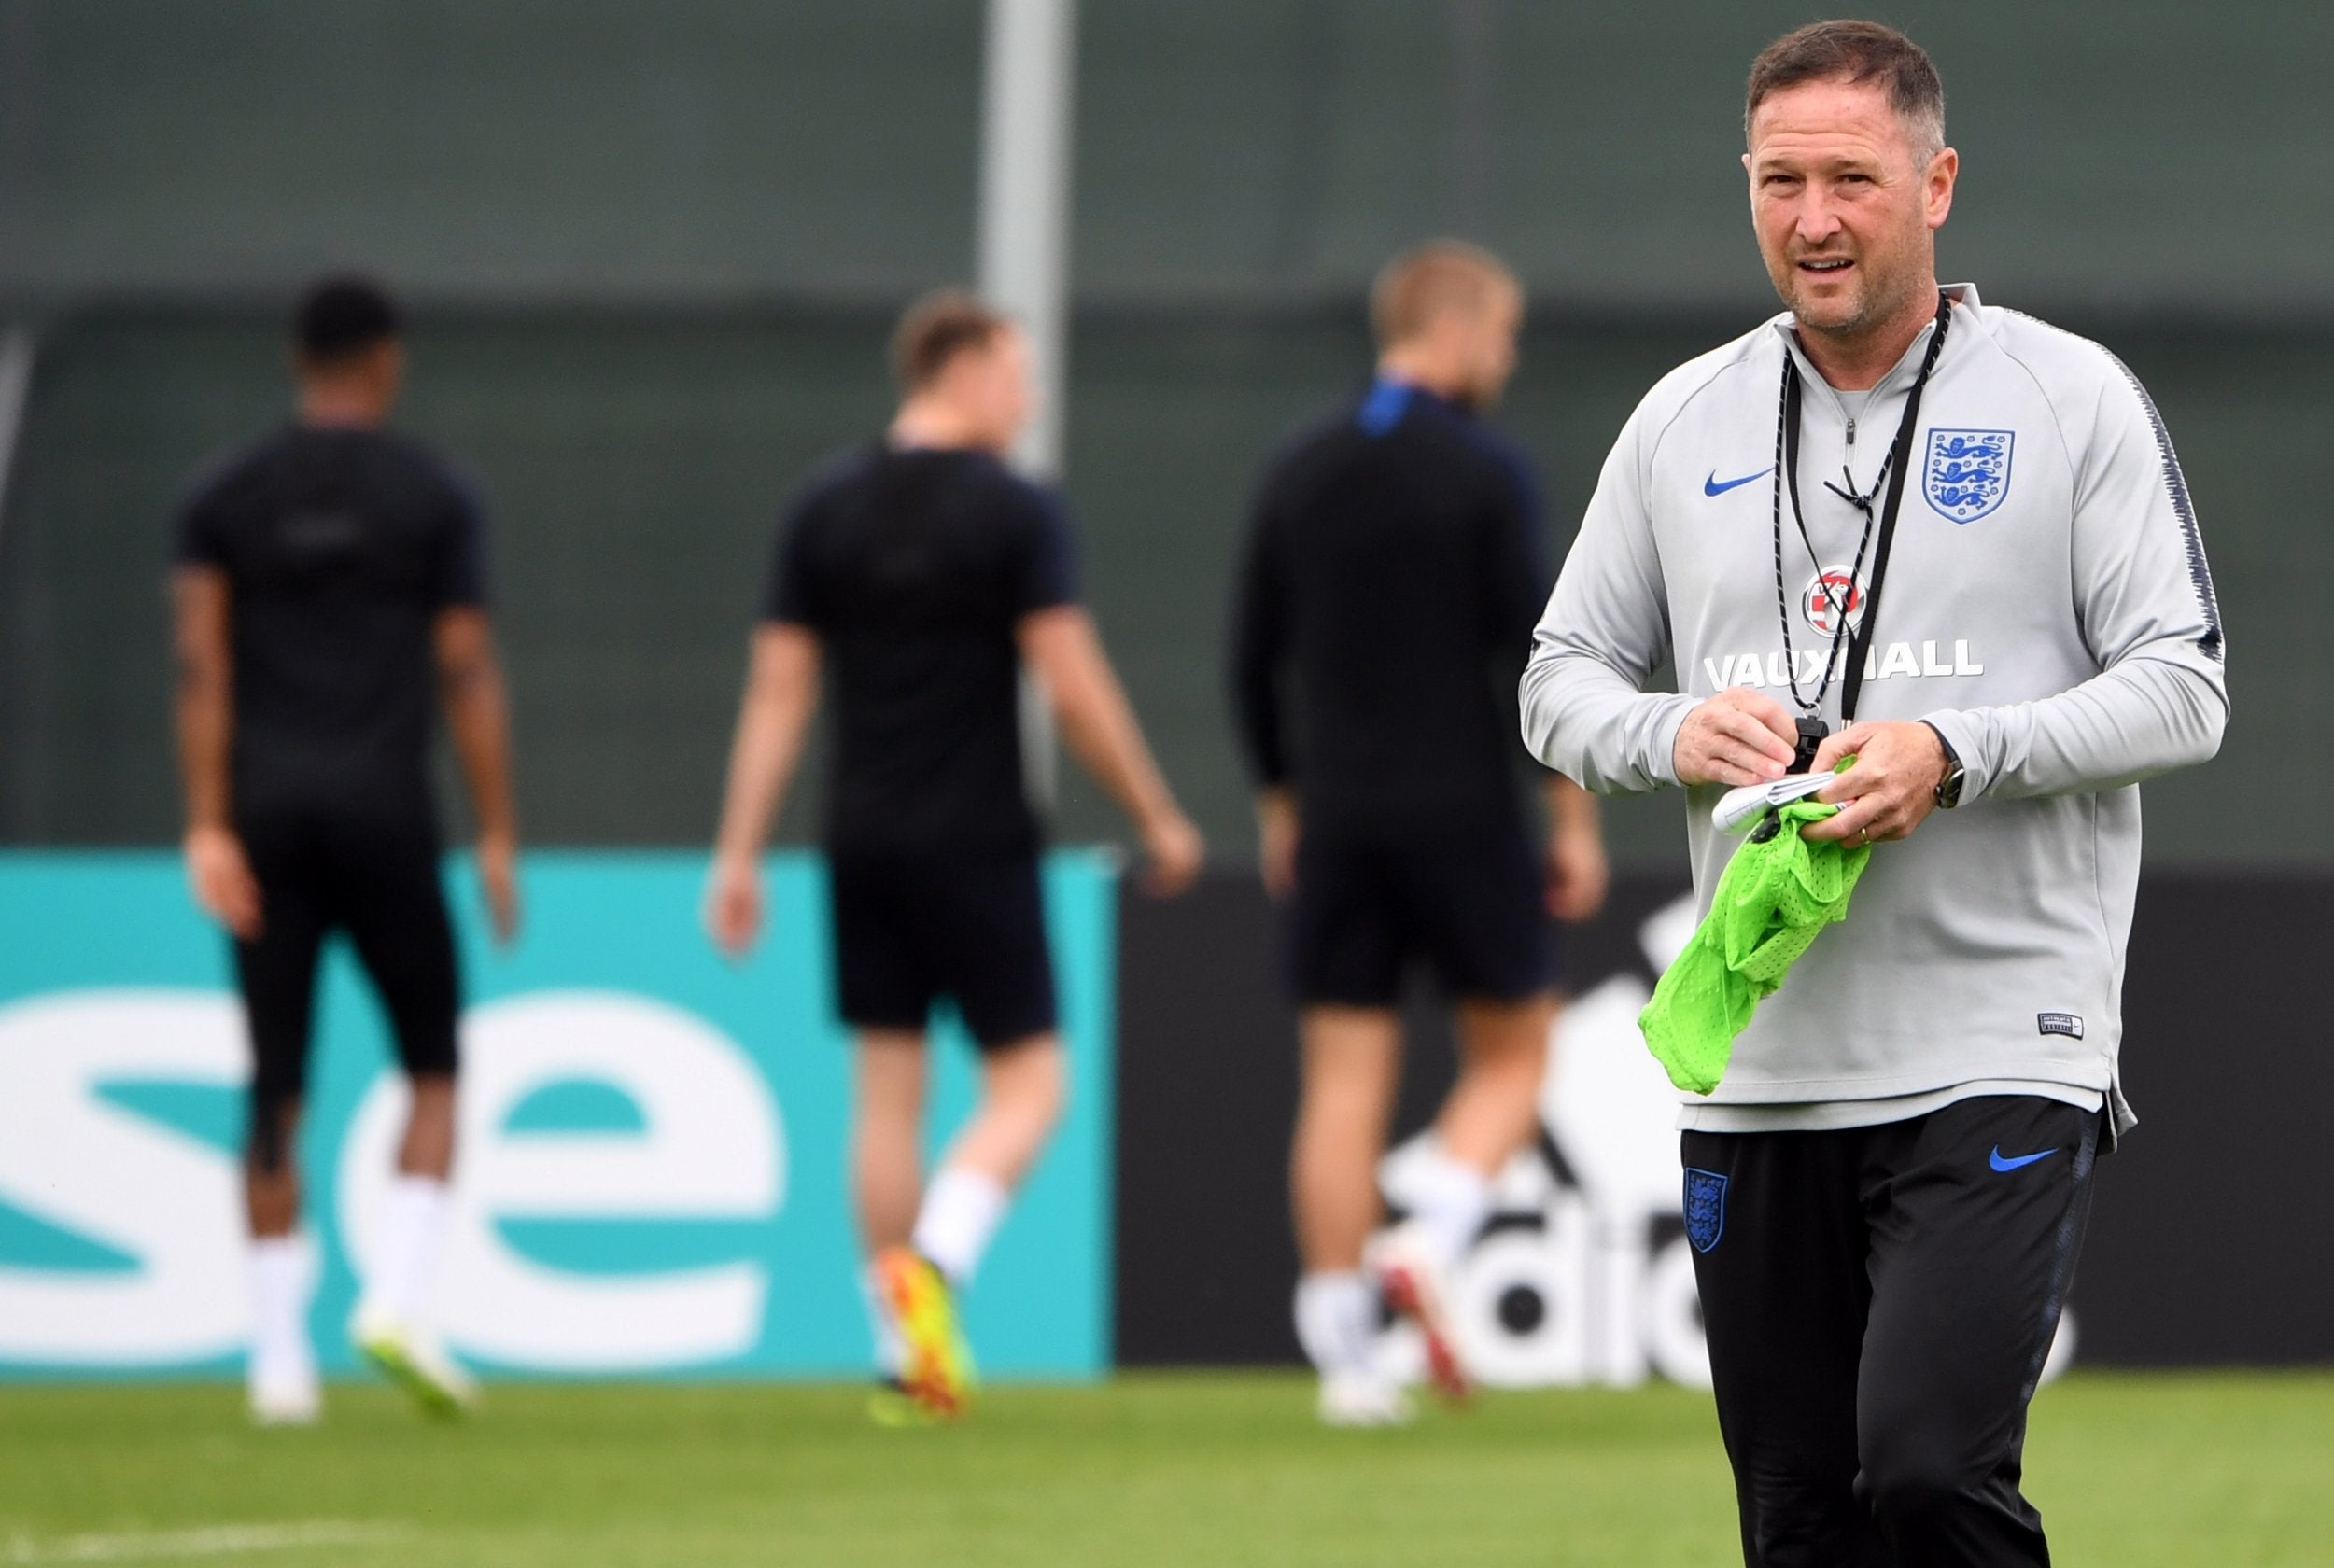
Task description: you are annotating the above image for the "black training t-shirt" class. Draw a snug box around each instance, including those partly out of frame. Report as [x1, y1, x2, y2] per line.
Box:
[760, 442, 1076, 854]
[1229, 378, 1554, 835]
[175, 425, 486, 822]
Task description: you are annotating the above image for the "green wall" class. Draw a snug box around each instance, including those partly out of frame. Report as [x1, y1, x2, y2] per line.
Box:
[0, 1, 983, 306]
[5, 2, 2332, 318]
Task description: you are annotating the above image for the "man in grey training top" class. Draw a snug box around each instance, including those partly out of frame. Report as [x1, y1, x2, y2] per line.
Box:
[1520, 21, 2225, 1567]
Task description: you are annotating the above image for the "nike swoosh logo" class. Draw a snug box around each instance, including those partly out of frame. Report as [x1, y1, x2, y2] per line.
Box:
[1704, 468, 1772, 497]
[1989, 1146, 2058, 1172]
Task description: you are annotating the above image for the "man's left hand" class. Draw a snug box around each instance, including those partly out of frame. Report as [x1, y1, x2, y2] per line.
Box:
[478, 829, 522, 945]
[1546, 820, 1610, 923]
[1802, 721, 1950, 846]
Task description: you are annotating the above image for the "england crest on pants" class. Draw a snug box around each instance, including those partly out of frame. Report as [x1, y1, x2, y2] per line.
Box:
[1683, 1168, 1727, 1253]
[1923, 428, 2015, 523]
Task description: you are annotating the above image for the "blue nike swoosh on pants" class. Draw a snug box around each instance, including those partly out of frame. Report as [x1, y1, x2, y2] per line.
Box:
[1989, 1146, 2058, 1172]
[1704, 468, 1771, 496]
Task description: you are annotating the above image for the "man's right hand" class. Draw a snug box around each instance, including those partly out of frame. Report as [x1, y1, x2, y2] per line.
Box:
[1139, 810, 1205, 898]
[1255, 789, 1300, 901]
[185, 824, 261, 940]
[704, 852, 766, 959]
[1673, 687, 1800, 788]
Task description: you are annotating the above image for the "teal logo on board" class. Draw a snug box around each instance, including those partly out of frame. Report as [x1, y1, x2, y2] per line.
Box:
[0, 852, 1117, 1380]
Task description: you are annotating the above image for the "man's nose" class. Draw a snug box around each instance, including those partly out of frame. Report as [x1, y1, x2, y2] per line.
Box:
[1793, 191, 1844, 246]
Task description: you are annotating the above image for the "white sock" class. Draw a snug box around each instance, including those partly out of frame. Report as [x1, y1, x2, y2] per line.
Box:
[360, 1174, 449, 1324]
[1294, 1271, 1376, 1379]
[909, 1167, 1009, 1287]
[861, 1262, 906, 1379]
[248, 1233, 317, 1382]
[1404, 1143, 1495, 1270]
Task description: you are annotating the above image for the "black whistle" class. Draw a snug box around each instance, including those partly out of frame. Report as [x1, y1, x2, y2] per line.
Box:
[1789, 716, 1829, 776]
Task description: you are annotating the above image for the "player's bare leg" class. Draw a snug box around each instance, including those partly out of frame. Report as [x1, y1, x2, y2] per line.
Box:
[1440, 993, 1554, 1176]
[397, 1074, 457, 1182]
[245, 1097, 318, 1425]
[1371, 991, 1556, 1406]
[1292, 1007, 1400, 1271]
[351, 1071, 475, 1416]
[246, 1099, 302, 1239]
[852, 1029, 928, 1418]
[872, 1033, 1063, 1420]
[853, 1030, 928, 1252]
[1290, 1006, 1408, 1424]
[938, 1034, 1064, 1191]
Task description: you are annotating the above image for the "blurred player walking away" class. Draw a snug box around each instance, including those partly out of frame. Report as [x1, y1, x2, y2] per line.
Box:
[173, 276, 519, 1424]
[707, 290, 1202, 1422]
[1523, 22, 2226, 1564]
[1230, 243, 1609, 1426]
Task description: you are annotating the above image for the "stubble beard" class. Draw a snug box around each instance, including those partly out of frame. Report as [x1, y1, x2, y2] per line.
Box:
[1781, 244, 1925, 357]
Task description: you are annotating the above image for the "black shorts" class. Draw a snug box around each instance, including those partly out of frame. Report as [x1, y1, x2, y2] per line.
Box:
[233, 808, 460, 1120]
[1287, 822, 1557, 1006]
[826, 847, 1057, 1049]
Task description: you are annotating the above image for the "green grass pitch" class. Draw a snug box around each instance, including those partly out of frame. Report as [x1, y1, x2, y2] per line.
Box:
[3, 1371, 2328, 1565]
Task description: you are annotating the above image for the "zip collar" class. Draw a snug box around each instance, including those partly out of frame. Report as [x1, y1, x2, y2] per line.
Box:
[1767, 281, 1981, 413]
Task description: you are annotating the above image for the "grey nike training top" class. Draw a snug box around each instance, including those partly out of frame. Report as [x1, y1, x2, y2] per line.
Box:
[1520, 285, 2228, 1140]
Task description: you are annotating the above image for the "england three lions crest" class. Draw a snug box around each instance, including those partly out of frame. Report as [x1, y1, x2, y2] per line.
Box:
[1924, 428, 2015, 523]
[1683, 1169, 1727, 1253]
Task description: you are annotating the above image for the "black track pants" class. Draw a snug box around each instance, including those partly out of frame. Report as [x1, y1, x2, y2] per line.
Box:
[1682, 1095, 2100, 1568]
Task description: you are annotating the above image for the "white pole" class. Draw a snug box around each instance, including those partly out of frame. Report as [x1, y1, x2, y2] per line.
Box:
[977, 0, 1076, 480]
[0, 329, 35, 547]
[980, 0, 1078, 808]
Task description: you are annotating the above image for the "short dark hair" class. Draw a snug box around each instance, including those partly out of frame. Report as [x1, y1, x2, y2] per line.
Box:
[293, 274, 401, 362]
[1746, 21, 1946, 160]
[890, 289, 1011, 391]
[1370, 240, 1520, 350]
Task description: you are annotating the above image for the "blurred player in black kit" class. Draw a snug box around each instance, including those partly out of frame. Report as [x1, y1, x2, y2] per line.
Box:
[1230, 242, 1609, 1425]
[173, 275, 519, 1424]
[707, 290, 1202, 1422]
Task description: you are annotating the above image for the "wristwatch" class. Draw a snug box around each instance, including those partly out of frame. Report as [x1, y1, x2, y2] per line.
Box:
[1921, 721, 1966, 809]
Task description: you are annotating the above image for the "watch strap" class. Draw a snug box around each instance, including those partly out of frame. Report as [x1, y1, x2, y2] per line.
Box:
[1920, 721, 1965, 808]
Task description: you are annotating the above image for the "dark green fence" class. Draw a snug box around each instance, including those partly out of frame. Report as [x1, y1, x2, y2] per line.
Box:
[6, 2, 2332, 320]
[3, 306, 2322, 867]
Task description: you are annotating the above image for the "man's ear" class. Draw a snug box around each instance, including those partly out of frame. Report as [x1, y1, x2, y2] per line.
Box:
[1925, 147, 1959, 231]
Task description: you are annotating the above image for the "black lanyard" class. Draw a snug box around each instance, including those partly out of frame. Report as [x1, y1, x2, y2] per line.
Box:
[1768, 291, 1952, 731]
